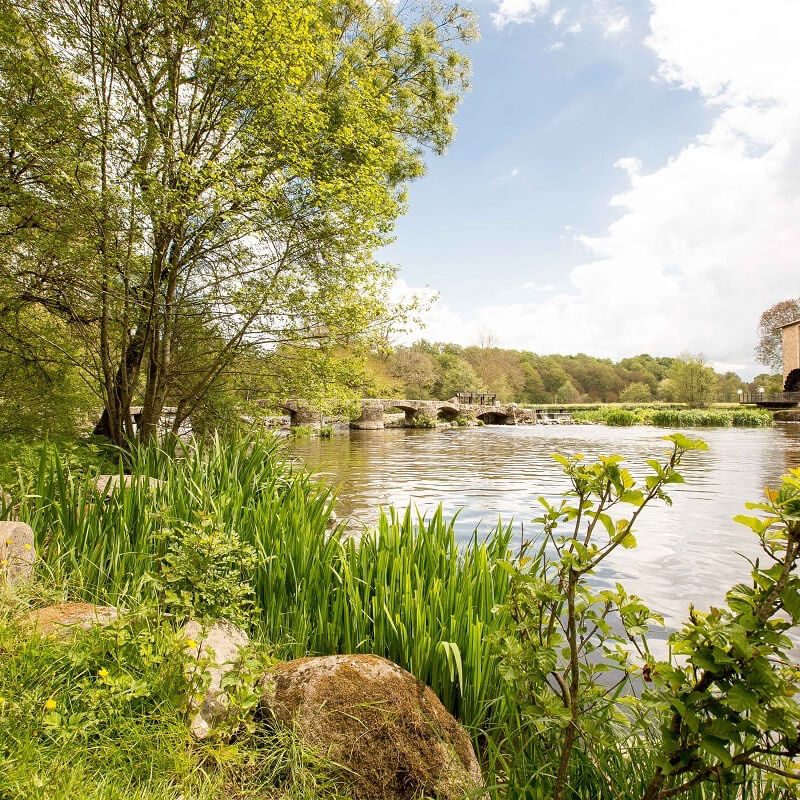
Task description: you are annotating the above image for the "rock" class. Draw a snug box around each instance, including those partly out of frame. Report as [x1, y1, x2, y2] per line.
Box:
[20, 601, 118, 639]
[259, 654, 483, 800]
[94, 474, 165, 496]
[183, 619, 250, 739]
[0, 521, 35, 588]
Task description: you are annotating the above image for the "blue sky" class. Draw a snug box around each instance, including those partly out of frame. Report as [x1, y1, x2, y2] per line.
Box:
[384, 0, 800, 378]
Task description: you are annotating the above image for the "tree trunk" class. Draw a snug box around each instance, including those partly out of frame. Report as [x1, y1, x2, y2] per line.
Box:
[93, 325, 149, 445]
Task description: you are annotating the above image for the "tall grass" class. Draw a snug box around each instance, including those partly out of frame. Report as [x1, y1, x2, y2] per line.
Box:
[16, 435, 514, 730]
[573, 406, 772, 427]
[10, 435, 789, 799]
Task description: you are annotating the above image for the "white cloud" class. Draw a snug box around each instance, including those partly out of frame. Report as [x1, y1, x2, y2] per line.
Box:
[551, 7, 566, 26]
[548, 40, 565, 51]
[602, 12, 629, 36]
[567, 22, 582, 34]
[496, 167, 520, 181]
[411, 0, 800, 375]
[614, 156, 642, 179]
[491, 0, 549, 28]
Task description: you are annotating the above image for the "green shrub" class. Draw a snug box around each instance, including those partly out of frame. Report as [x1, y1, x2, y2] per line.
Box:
[408, 413, 437, 428]
[158, 517, 257, 625]
[0, 598, 343, 800]
[604, 409, 638, 426]
[17, 436, 515, 731]
[288, 424, 314, 438]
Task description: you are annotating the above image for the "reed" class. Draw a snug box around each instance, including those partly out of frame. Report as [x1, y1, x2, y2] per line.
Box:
[16, 435, 515, 730]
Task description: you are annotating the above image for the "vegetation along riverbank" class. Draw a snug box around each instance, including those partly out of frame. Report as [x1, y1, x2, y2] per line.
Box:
[570, 405, 774, 427]
[2, 434, 799, 799]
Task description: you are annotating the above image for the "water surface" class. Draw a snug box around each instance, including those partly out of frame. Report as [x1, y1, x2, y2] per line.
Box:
[288, 424, 800, 630]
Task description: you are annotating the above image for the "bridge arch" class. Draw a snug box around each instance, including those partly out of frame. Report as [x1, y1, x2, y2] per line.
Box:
[477, 411, 509, 425]
[383, 402, 421, 423]
[436, 403, 460, 422]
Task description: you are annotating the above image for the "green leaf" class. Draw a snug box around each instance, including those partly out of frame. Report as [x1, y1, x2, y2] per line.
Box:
[699, 736, 732, 767]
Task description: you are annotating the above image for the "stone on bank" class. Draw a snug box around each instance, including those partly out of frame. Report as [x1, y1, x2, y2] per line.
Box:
[259, 653, 483, 800]
[0, 521, 35, 588]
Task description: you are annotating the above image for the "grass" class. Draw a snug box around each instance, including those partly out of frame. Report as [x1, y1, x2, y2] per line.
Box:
[0, 588, 349, 800]
[12, 436, 515, 730]
[0, 435, 792, 799]
[572, 406, 773, 427]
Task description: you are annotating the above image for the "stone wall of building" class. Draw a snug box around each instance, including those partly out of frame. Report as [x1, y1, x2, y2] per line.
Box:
[782, 321, 800, 383]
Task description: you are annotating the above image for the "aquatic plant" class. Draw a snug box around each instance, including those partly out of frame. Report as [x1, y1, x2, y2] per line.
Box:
[16, 436, 515, 730]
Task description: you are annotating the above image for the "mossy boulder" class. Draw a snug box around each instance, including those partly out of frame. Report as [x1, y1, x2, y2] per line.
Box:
[259, 654, 483, 800]
[19, 601, 118, 639]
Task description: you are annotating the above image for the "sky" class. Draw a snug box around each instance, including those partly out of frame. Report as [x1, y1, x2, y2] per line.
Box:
[384, 0, 800, 378]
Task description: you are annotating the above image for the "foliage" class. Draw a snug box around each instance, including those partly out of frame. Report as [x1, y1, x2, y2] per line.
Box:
[408, 413, 438, 428]
[755, 298, 800, 372]
[649, 408, 772, 428]
[641, 467, 800, 798]
[571, 406, 773, 428]
[16, 435, 515, 730]
[604, 408, 639, 426]
[158, 517, 257, 626]
[0, 437, 117, 498]
[0, 596, 347, 800]
[620, 381, 653, 403]
[670, 355, 718, 408]
[374, 343, 750, 406]
[1, 0, 475, 445]
[492, 434, 707, 800]
[5, 433, 800, 799]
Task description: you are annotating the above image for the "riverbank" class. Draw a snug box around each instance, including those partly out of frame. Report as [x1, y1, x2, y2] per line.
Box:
[1, 434, 798, 799]
[570, 404, 773, 427]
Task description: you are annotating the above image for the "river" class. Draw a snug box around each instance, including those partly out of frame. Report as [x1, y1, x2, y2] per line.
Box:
[288, 423, 800, 632]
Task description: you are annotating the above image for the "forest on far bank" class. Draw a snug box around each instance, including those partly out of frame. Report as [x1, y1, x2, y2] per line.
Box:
[362, 342, 781, 406]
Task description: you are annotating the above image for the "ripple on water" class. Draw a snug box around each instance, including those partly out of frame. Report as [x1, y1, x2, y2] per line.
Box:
[288, 424, 800, 630]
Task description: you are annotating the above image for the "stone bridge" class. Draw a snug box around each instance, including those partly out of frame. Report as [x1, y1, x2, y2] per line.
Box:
[281, 398, 537, 429]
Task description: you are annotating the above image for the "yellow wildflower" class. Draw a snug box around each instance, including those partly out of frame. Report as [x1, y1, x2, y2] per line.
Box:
[185, 639, 198, 650]
[44, 698, 56, 711]
[23, 543, 32, 551]
[98, 668, 109, 679]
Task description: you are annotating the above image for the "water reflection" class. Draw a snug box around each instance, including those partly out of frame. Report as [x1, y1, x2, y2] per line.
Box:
[288, 424, 800, 630]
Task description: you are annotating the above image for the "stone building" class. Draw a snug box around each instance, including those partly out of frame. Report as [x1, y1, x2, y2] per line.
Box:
[780, 319, 800, 392]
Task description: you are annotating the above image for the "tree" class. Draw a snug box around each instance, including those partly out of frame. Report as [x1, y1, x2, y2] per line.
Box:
[1, 0, 475, 445]
[537, 357, 571, 403]
[555, 380, 581, 404]
[670, 354, 717, 408]
[618, 381, 652, 403]
[715, 371, 746, 403]
[749, 373, 784, 395]
[431, 354, 480, 400]
[755, 298, 800, 371]
[387, 347, 440, 398]
[656, 378, 677, 402]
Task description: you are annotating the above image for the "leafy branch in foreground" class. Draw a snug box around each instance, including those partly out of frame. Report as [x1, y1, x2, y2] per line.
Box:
[642, 468, 800, 799]
[493, 433, 709, 800]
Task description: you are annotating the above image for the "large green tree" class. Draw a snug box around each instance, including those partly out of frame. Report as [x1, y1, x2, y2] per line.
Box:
[670, 354, 717, 408]
[0, 0, 475, 444]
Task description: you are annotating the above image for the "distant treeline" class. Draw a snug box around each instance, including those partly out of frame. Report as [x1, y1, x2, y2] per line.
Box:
[364, 343, 782, 405]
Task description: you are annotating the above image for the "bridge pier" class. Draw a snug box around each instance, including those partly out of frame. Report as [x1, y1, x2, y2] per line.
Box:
[282, 402, 323, 429]
[350, 402, 385, 430]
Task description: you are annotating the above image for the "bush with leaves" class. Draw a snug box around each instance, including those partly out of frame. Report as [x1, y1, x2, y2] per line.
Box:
[493, 434, 706, 800]
[159, 517, 257, 625]
[494, 437, 800, 799]
[641, 468, 800, 798]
